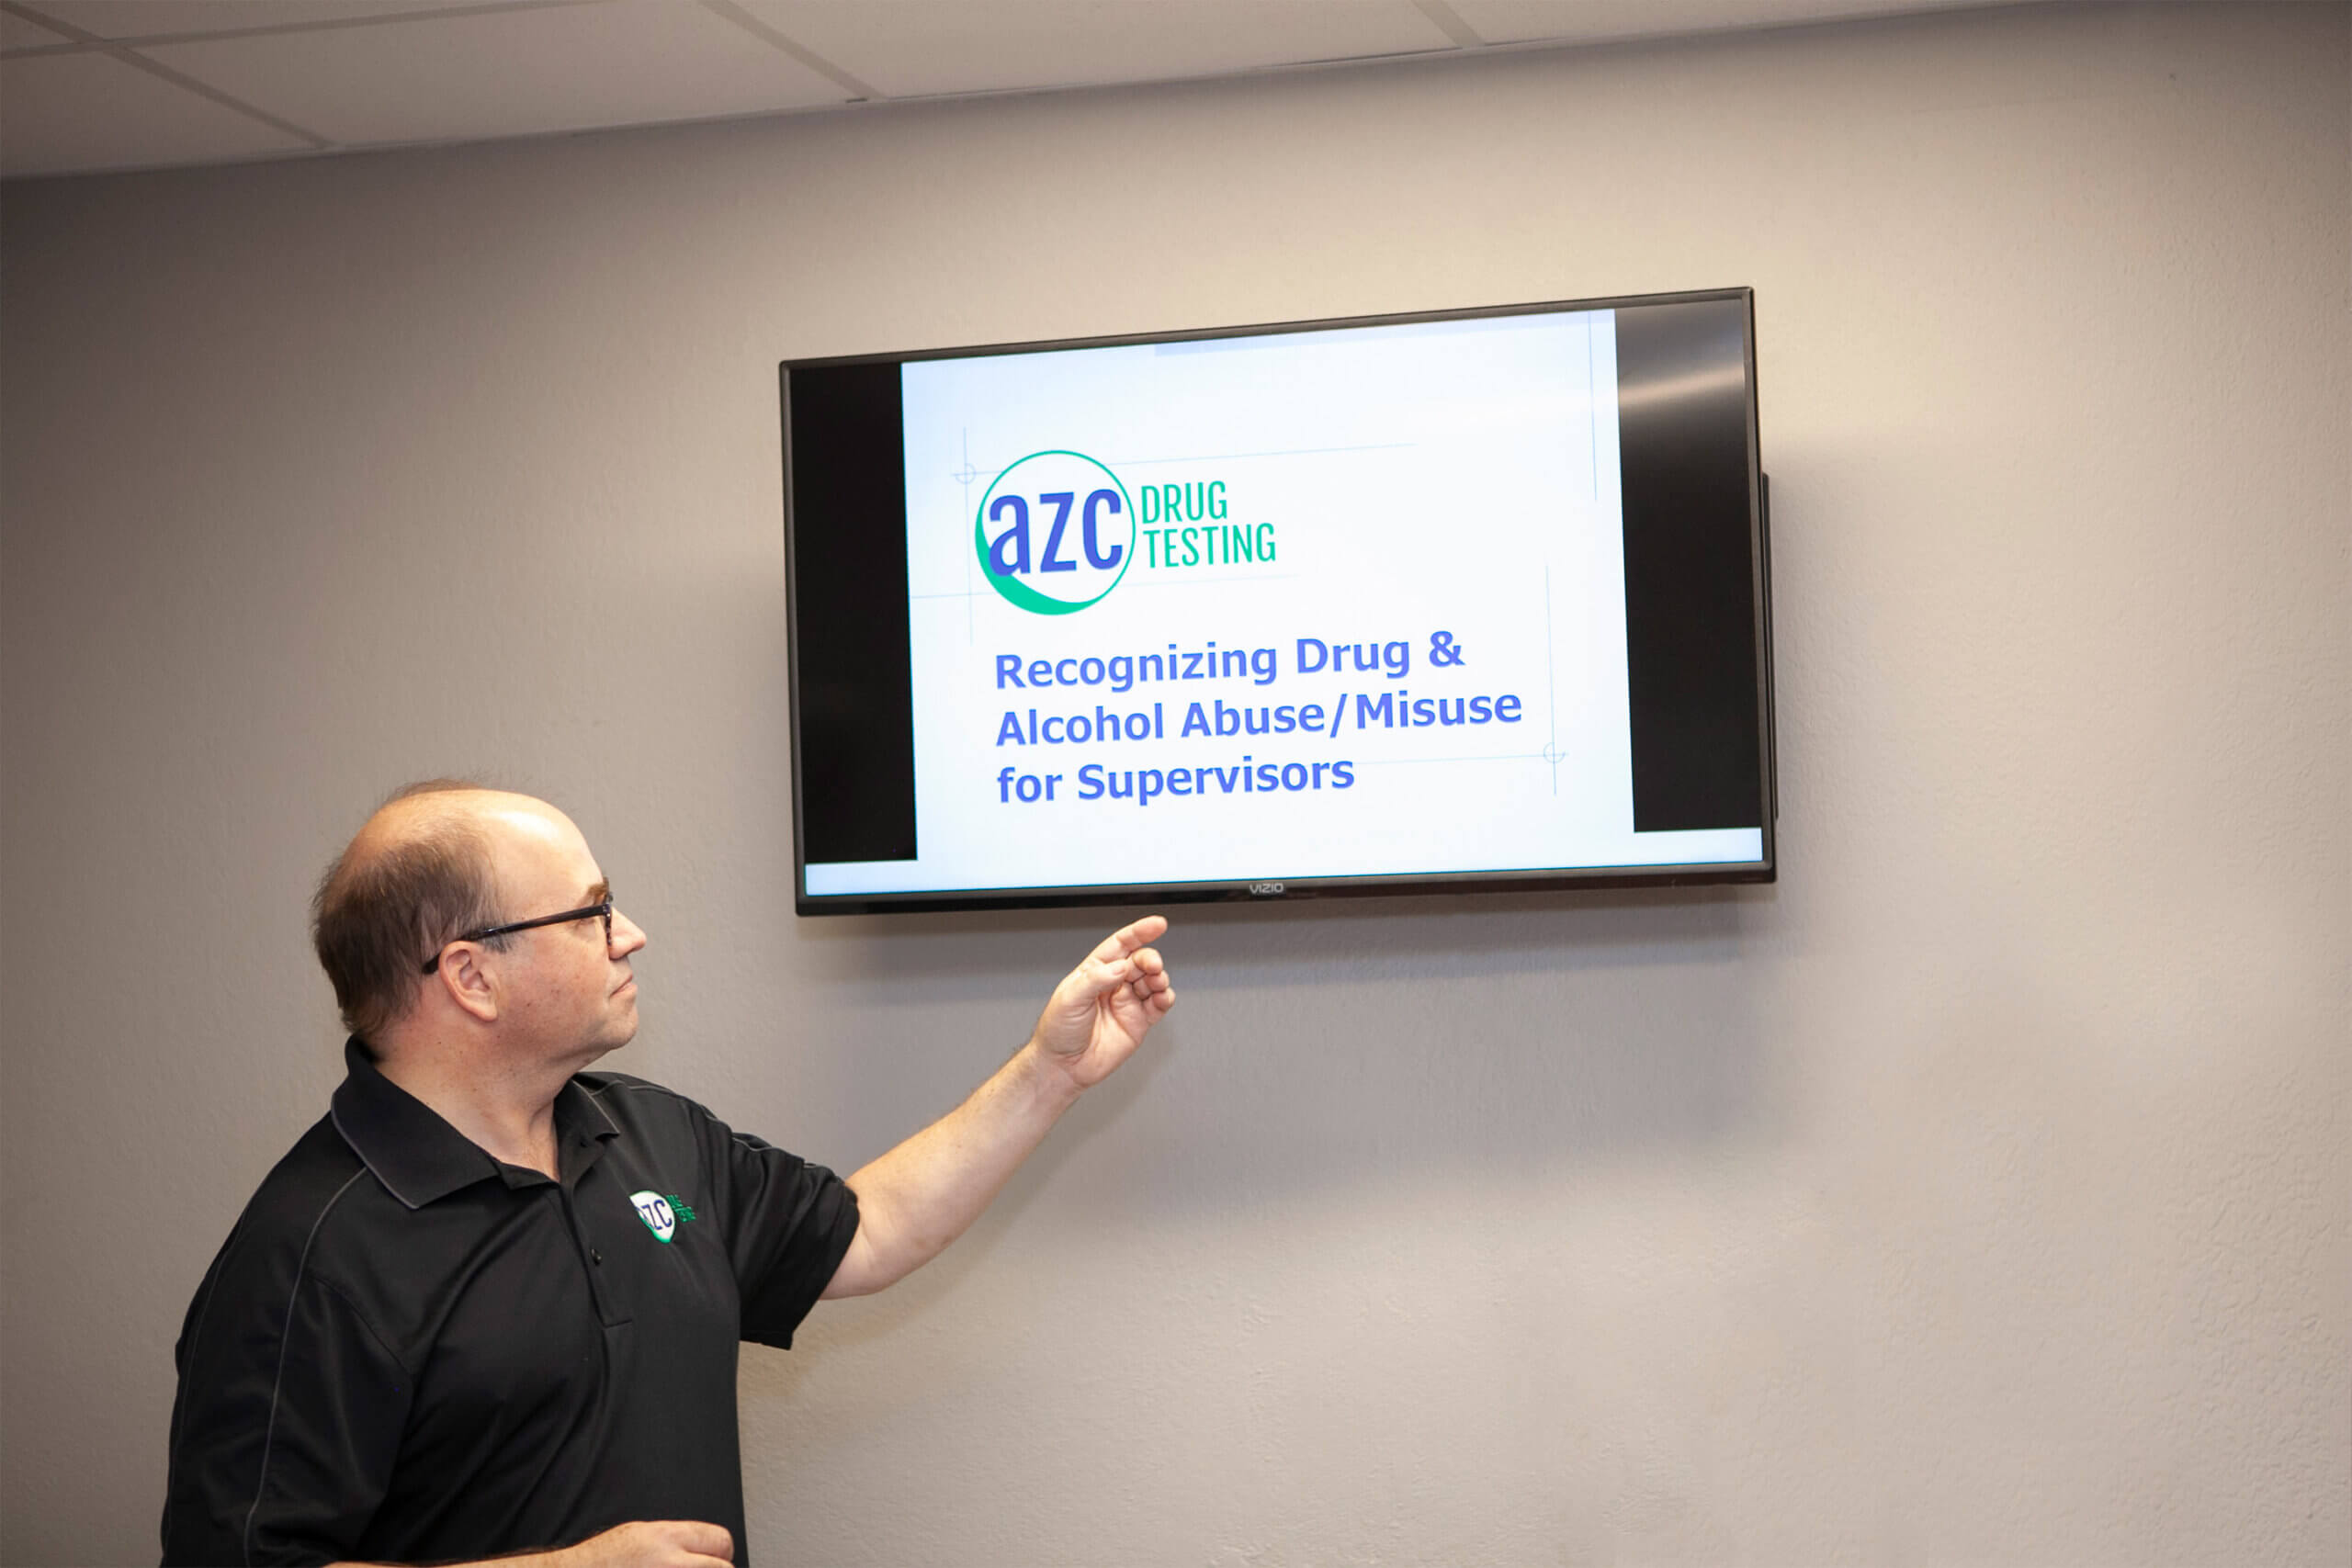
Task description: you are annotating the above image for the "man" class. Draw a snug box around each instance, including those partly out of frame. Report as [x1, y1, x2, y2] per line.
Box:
[161, 782, 1174, 1568]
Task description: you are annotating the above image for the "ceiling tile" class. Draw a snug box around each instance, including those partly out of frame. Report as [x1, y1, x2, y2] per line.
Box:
[141, 0, 850, 146]
[0, 51, 313, 175]
[0, 8, 76, 49]
[18, 1, 519, 41]
[732, 0, 1457, 100]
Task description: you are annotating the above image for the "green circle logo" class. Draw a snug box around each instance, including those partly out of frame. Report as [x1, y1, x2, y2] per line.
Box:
[973, 450, 1136, 615]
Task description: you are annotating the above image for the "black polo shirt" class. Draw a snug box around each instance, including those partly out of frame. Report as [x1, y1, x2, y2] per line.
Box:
[161, 1039, 860, 1567]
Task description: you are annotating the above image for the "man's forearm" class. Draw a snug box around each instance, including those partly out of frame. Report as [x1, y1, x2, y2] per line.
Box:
[825, 1040, 1082, 1297]
[821, 917, 1173, 1299]
[326, 1517, 735, 1568]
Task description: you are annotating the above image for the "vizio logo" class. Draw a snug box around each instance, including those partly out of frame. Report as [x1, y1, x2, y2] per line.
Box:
[974, 450, 1136, 615]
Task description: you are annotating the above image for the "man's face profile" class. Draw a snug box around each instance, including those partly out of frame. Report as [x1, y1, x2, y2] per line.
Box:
[456, 795, 647, 1064]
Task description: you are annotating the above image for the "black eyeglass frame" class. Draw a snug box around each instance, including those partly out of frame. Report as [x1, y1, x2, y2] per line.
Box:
[422, 899, 615, 974]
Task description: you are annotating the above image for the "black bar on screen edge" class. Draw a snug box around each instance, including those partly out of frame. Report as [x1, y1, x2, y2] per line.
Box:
[786, 361, 919, 864]
[1615, 296, 1766, 833]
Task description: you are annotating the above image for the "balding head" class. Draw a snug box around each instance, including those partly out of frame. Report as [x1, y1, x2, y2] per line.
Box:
[311, 781, 542, 1041]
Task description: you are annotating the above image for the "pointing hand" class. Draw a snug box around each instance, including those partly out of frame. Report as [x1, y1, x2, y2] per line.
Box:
[1029, 917, 1175, 1089]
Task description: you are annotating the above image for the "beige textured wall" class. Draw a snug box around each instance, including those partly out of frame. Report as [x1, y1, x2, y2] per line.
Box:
[3, 4, 2346, 1563]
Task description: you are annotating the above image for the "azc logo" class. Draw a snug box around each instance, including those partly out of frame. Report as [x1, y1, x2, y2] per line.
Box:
[629, 1190, 677, 1244]
[974, 450, 1135, 615]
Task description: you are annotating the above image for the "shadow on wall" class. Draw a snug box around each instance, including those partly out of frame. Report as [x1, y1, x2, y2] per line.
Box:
[747, 881, 1781, 1391]
[792, 881, 1782, 1212]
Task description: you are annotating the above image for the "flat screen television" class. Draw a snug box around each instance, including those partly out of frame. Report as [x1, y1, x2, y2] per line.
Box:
[782, 287, 1773, 915]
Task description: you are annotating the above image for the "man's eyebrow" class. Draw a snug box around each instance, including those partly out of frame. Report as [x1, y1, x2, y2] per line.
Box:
[584, 879, 611, 903]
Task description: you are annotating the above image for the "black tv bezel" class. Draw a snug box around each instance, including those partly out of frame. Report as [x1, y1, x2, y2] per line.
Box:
[781, 286, 1775, 917]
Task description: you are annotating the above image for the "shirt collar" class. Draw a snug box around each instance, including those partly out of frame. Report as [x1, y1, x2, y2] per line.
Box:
[330, 1037, 622, 1210]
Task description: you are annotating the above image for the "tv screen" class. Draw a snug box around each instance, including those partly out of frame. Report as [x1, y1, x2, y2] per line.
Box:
[783, 287, 1773, 914]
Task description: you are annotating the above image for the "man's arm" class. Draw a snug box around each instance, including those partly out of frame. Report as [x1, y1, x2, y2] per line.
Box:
[820, 916, 1175, 1300]
[327, 1519, 733, 1568]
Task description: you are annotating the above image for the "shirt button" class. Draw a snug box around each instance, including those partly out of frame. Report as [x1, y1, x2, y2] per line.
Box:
[592, 1249, 604, 1265]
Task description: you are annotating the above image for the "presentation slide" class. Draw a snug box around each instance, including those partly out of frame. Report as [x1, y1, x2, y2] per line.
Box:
[803, 309, 1762, 897]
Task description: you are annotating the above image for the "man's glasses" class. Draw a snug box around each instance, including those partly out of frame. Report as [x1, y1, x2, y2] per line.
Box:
[422, 898, 615, 974]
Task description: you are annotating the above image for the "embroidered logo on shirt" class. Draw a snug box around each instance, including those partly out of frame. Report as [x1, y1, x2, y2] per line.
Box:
[628, 1190, 696, 1243]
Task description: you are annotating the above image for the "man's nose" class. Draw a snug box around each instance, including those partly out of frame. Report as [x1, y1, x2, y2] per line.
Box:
[610, 908, 648, 956]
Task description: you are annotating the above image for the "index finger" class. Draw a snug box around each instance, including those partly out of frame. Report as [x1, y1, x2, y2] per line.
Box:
[668, 1521, 735, 1562]
[1089, 915, 1169, 966]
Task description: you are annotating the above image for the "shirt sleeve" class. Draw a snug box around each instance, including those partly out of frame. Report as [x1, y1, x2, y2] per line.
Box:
[161, 1214, 411, 1566]
[693, 1104, 861, 1349]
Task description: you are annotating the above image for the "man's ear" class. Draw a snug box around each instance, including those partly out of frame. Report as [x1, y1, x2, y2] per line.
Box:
[434, 943, 501, 1023]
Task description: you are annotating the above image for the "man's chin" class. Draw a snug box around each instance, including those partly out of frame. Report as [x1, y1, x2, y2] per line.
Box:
[572, 1014, 638, 1066]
